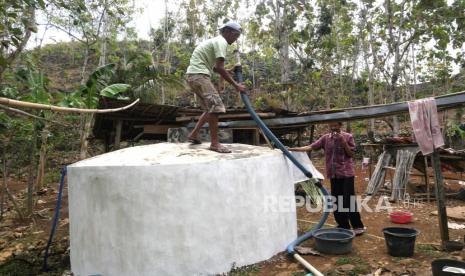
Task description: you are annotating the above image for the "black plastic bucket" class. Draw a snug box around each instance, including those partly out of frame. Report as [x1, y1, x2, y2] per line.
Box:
[382, 227, 418, 257]
[431, 259, 465, 276]
[313, 228, 355, 255]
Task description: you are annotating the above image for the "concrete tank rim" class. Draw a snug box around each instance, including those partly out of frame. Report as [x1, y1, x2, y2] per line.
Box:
[68, 143, 284, 168]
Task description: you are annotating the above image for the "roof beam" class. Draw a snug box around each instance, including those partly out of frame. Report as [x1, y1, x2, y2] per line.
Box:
[218, 91, 465, 128]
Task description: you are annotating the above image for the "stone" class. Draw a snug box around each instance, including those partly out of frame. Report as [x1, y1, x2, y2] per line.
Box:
[0, 238, 7, 249]
[320, 263, 333, 272]
[0, 231, 15, 240]
[399, 258, 417, 266]
[0, 247, 14, 262]
[68, 143, 321, 276]
[274, 272, 293, 276]
[339, 264, 356, 271]
[287, 263, 300, 270]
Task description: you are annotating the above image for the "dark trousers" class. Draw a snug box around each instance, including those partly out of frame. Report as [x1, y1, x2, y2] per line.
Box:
[330, 177, 364, 229]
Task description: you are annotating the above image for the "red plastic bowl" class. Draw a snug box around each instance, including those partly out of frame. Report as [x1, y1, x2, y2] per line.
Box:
[389, 211, 413, 224]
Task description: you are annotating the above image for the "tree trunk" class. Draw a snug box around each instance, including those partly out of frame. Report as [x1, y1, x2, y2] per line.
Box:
[411, 41, 417, 98]
[26, 129, 37, 215]
[1, 138, 24, 220]
[35, 126, 49, 189]
[275, 0, 290, 103]
[80, 46, 90, 84]
[79, 113, 94, 160]
[0, 140, 6, 219]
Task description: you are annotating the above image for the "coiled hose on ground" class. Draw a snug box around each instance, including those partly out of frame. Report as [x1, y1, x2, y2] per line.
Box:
[235, 65, 331, 276]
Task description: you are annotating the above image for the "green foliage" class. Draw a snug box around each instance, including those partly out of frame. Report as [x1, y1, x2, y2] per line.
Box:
[335, 257, 365, 266]
[333, 257, 370, 276]
[446, 123, 465, 139]
[99, 83, 131, 100]
[228, 263, 259, 276]
[112, 49, 184, 104]
[416, 244, 447, 258]
[57, 91, 85, 108]
[15, 62, 51, 104]
[0, 86, 19, 98]
[81, 63, 115, 108]
[0, 0, 42, 69]
[0, 112, 9, 131]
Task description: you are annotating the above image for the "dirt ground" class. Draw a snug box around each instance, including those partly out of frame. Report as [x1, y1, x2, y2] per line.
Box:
[0, 161, 464, 275]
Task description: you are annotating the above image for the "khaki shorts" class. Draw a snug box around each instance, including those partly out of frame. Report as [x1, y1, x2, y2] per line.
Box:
[187, 74, 226, 113]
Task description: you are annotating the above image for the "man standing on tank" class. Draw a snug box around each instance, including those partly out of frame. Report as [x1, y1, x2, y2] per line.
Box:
[289, 122, 366, 235]
[186, 22, 246, 153]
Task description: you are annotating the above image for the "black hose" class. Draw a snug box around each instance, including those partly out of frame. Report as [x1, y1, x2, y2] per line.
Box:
[42, 166, 67, 271]
[234, 65, 331, 254]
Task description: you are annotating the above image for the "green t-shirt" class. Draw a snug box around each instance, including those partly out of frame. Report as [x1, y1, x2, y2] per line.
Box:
[186, 35, 228, 76]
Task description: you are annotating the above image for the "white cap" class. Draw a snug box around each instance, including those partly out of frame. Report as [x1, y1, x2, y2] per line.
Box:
[219, 21, 242, 33]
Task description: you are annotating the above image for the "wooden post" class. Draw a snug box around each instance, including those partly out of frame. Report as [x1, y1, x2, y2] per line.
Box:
[369, 148, 374, 179]
[253, 128, 260, 146]
[424, 156, 430, 203]
[114, 120, 123, 150]
[431, 150, 449, 246]
[258, 129, 273, 149]
[309, 125, 315, 143]
[297, 129, 302, 147]
[104, 133, 111, 153]
[308, 125, 315, 159]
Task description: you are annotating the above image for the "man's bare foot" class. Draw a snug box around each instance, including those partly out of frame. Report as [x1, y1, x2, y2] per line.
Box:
[187, 134, 202, 145]
[208, 144, 231, 153]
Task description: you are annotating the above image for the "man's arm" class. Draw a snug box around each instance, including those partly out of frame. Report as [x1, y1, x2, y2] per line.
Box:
[288, 145, 313, 152]
[215, 58, 245, 92]
[337, 133, 355, 157]
[289, 135, 325, 152]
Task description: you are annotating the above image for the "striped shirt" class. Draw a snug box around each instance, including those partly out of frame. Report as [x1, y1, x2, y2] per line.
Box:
[310, 131, 355, 179]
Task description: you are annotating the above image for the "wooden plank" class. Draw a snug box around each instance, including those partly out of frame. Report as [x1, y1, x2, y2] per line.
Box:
[431, 150, 450, 246]
[100, 115, 175, 122]
[133, 131, 145, 142]
[431, 206, 465, 222]
[390, 150, 416, 201]
[176, 112, 275, 122]
[143, 124, 180, 134]
[366, 152, 392, 195]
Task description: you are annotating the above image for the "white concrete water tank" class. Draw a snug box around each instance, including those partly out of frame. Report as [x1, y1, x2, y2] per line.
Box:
[68, 143, 316, 276]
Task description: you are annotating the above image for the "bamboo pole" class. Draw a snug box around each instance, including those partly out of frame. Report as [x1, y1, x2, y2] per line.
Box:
[0, 104, 68, 126]
[0, 98, 140, 113]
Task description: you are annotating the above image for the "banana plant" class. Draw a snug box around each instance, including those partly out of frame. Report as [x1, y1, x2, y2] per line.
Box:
[80, 63, 131, 108]
[57, 63, 132, 109]
[113, 50, 182, 103]
[75, 63, 132, 160]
